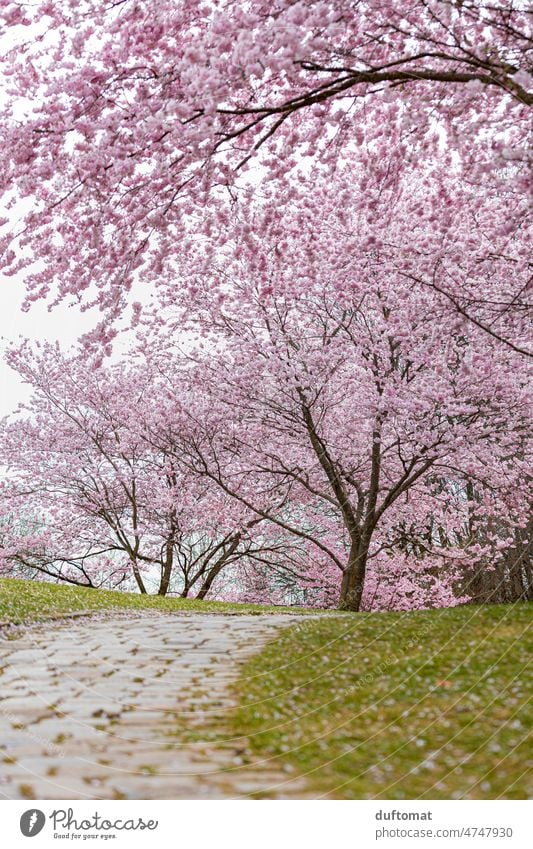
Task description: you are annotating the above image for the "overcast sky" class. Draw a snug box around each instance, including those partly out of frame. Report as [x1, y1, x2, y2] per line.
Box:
[0, 267, 105, 417]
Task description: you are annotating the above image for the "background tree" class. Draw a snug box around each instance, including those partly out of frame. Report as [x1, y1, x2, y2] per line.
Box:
[0, 344, 299, 597]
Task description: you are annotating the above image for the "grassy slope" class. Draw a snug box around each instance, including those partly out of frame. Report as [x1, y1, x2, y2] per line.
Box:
[229, 603, 533, 799]
[0, 576, 319, 622]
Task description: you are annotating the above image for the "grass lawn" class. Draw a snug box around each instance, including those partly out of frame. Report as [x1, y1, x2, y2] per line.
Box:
[228, 602, 533, 799]
[0, 576, 320, 623]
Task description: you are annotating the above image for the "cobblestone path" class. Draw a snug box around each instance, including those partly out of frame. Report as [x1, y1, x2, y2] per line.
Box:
[0, 612, 310, 799]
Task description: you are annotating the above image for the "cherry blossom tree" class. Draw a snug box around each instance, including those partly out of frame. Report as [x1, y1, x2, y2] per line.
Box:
[0, 343, 303, 597]
[0, 0, 530, 351]
[139, 181, 530, 610]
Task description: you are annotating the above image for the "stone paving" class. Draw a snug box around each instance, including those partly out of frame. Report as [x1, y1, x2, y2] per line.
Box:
[0, 612, 311, 799]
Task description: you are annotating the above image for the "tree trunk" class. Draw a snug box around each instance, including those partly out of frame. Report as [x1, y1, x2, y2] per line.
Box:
[337, 541, 368, 611]
[196, 535, 241, 600]
[130, 558, 147, 594]
[503, 519, 533, 601]
[157, 539, 174, 596]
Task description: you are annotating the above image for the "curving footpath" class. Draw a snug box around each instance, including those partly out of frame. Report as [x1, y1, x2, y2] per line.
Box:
[0, 612, 312, 799]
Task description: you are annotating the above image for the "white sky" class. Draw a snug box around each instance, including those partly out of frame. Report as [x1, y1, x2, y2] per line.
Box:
[0, 276, 100, 417]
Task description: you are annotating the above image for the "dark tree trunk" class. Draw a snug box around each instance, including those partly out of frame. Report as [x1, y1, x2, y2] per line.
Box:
[157, 539, 174, 596]
[130, 558, 147, 594]
[337, 541, 369, 611]
[503, 519, 533, 601]
[196, 535, 241, 600]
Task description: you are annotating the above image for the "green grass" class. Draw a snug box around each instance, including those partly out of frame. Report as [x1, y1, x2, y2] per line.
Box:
[228, 603, 533, 799]
[0, 576, 320, 623]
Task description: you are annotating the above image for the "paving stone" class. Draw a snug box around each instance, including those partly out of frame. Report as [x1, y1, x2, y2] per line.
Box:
[0, 611, 316, 799]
